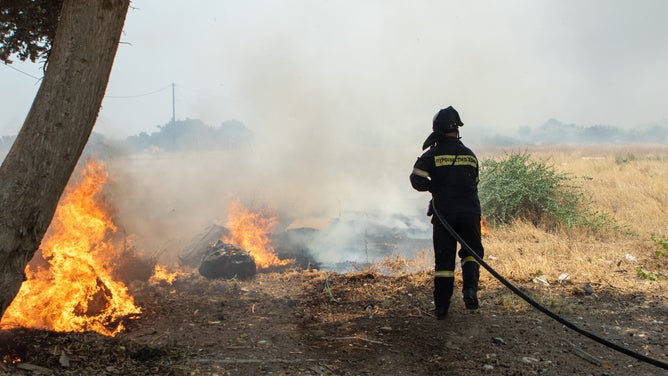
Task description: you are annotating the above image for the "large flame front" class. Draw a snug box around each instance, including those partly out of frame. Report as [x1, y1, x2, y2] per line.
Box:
[0, 160, 140, 336]
[223, 202, 292, 269]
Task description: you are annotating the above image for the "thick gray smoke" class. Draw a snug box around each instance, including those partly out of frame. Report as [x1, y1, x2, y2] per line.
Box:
[103, 137, 433, 269]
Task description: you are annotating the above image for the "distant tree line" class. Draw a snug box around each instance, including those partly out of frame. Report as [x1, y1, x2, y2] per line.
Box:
[2, 117, 666, 160]
[89, 118, 257, 160]
[123, 118, 253, 153]
[1, 118, 254, 160]
[483, 118, 668, 146]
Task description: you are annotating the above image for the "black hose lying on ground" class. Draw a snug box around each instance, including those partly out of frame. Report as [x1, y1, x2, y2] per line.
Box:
[430, 199, 668, 371]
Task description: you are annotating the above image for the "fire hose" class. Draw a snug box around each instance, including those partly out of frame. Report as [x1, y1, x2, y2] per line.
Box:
[430, 199, 668, 371]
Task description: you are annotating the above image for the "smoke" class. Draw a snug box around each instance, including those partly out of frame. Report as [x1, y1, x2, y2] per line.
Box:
[102, 4, 439, 266]
[103, 141, 432, 268]
[62, 0, 668, 268]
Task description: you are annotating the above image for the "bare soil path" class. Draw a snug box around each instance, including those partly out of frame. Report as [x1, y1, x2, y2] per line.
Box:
[1, 269, 666, 375]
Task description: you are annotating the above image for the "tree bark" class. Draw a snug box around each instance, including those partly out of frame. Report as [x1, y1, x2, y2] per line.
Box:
[0, 0, 130, 318]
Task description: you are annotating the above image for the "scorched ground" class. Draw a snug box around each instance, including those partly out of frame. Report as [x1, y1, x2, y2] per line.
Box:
[1, 266, 667, 375]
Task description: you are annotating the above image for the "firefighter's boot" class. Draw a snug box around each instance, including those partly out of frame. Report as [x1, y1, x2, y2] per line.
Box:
[434, 276, 454, 319]
[462, 261, 480, 310]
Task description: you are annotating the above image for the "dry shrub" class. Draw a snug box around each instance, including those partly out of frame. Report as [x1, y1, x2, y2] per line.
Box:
[479, 145, 667, 291]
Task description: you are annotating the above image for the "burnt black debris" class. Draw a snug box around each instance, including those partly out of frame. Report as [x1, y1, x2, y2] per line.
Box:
[198, 240, 256, 280]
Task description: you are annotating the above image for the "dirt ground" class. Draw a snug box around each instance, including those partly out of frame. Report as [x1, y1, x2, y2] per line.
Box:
[1, 267, 667, 376]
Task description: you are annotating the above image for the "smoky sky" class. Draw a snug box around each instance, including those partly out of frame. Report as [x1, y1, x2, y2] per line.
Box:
[2, 0, 667, 139]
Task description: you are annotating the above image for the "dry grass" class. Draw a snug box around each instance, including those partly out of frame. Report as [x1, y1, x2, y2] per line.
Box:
[481, 145, 668, 293]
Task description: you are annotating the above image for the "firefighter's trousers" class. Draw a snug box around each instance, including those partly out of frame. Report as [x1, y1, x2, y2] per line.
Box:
[431, 211, 484, 315]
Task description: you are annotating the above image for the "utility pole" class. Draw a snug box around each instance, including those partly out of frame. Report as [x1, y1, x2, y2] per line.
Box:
[171, 82, 175, 125]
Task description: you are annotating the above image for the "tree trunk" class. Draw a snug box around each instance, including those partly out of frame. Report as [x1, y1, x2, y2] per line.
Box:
[0, 0, 130, 318]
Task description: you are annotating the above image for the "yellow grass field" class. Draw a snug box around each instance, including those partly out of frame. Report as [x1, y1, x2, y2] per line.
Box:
[472, 144, 667, 296]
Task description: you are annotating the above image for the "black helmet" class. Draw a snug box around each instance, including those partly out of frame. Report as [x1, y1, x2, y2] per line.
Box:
[422, 106, 464, 150]
[432, 106, 464, 134]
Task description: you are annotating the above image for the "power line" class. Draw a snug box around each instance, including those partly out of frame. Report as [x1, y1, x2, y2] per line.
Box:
[5, 70, 180, 111]
[3, 62, 173, 101]
[1, 62, 42, 81]
[104, 84, 172, 99]
[171, 82, 175, 124]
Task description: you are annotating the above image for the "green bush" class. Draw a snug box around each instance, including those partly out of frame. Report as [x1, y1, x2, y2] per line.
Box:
[478, 152, 613, 230]
[614, 153, 637, 165]
[634, 236, 668, 281]
[652, 235, 668, 257]
[636, 267, 668, 281]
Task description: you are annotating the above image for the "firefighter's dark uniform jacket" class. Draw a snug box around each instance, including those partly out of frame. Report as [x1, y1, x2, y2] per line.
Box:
[410, 134, 484, 317]
[410, 136, 481, 215]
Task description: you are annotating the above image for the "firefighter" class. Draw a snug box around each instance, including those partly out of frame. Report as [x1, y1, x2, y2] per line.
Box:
[410, 106, 484, 320]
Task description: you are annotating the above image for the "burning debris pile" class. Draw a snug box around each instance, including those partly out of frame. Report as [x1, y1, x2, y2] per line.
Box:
[178, 224, 230, 268]
[223, 201, 295, 269]
[178, 202, 300, 279]
[198, 240, 256, 279]
[179, 208, 435, 278]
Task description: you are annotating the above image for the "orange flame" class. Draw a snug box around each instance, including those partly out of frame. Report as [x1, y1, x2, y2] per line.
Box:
[481, 216, 489, 236]
[2, 354, 21, 365]
[223, 202, 293, 269]
[0, 160, 140, 336]
[149, 265, 186, 285]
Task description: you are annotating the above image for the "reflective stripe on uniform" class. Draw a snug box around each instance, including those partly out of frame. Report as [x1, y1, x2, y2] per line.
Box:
[435, 270, 455, 278]
[434, 154, 478, 168]
[461, 256, 480, 266]
[412, 167, 430, 178]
